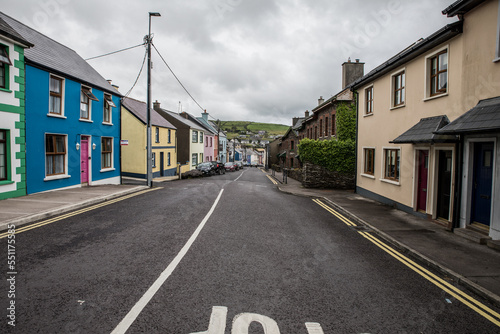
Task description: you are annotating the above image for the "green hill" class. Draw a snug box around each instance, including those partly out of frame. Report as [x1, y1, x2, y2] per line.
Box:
[219, 121, 289, 140]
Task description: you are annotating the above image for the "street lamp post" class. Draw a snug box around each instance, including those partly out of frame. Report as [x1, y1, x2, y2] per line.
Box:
[147, 12, 161, 188]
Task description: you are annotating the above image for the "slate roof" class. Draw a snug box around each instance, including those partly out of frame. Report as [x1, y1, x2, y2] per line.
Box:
[391, 115, 458, 144]
[0, 16, 32, 47]
[435, 97, 500, 134]
[122, 97, 176, 129]
[0, 12, 120, 95]
[156, 109, 207, 132]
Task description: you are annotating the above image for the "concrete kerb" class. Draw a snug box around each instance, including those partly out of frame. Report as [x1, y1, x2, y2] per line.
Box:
[0, 185, 148, 232]
[320, 196, 500, 309]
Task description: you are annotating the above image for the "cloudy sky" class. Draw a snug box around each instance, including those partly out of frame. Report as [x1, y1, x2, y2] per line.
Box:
[3, 0, 456, 125]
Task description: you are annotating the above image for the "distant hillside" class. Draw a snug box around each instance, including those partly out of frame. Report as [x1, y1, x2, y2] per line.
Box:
[219, 121, 289, 140]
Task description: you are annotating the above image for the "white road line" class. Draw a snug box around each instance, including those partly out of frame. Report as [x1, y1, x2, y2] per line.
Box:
[110, 189, 225, 334]
[234, 170, 245, 182]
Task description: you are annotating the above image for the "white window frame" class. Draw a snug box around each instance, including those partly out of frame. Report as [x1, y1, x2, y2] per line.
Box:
[381, 147, 401, 185]
[192, 153, 198, 166]
[48, 74, 66, 118]
[192, 130, 198, 143]
[424, 45, 449, 101]
[361, 147, 376, 179]
[44, 133, 70, 181]
[364, 84, 374, 116]
[80, 85, 98, 122]
[390, 68, 406, 109]
[103, 93, 115, 125]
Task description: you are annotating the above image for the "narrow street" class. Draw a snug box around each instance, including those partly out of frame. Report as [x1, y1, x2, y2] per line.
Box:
[2, 168, 500, 333]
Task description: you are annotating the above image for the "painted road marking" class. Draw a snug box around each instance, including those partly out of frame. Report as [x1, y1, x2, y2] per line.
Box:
[359, 231, 500, 328]
[191, 306, 325, 334]
[111, 189, 225, 334]
[234, 170, 245, 182]
[0, 188, 161, 239]
[266, 175, 278, 185]
[312, 199, 356, 226]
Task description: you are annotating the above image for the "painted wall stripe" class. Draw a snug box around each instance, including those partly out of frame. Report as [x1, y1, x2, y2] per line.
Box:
[111, 189, 225, 334]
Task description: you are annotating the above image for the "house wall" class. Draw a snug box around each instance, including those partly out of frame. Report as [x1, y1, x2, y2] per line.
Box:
[121, 107, 146, 176]
[189, 129, 204, 169]
[25, 66, 121, 194]
[356, 35, 463, 214]
[0, 41, 26, 200]
[152, 126, 177, 177]
[203, 132, 215, 162]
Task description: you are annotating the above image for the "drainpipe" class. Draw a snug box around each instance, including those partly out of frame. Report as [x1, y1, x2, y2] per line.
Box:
[354, 90, 359, 193]
[452, 134, 464, 231]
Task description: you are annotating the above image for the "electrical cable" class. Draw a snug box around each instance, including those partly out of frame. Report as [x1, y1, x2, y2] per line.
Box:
[85, 42, 146, 61]
[151, 42, 205, 112]
[124, 48, 148, 98]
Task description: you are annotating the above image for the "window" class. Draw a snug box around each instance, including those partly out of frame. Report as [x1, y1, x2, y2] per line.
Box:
[314, 126, 318, 140]
[319, 119, 323, 138]
[168, 129, 171, 143]
[332, 115, 336, 136]
[365, 86, 373, 115]
[168, 152, 171, 166]
[80, 86, 98, 120]
[205, 136, 208, 147]
[0, 130, 7, 180]
[325, 117, 329, 137]
[101, 137, 113, 169]
[384, 148, 400, 182]
[152, 152, 156, 168]
[291, 140, 295, 150]
[363, 148, 375, 176]
[192, 131, 198, 143]
[49, 75, 63, 115]
[210, 137, 213, 147]
[392, 71, 405, 107]
[155, 127, 159, 143]
[428, 50, 448, 97]
[200, 153, 203, 163]
[0, 44, 11, 90]
[45, 134, 66, 176]
[192, 153, 198, 166]
[103, 94, 115, 124]
[200, 134, 203, 144]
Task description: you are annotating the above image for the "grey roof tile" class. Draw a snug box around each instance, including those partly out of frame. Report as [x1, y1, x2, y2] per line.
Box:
[122, 97, 176, 129]
[391, 115, 458, 143]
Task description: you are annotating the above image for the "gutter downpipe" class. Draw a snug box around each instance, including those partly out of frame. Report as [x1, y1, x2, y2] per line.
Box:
[354, 90, 359, 194]
[452, 134, 464, 231]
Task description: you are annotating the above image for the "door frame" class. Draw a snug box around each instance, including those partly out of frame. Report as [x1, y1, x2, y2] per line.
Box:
[160, 152, 164, 177]
[416, 149, 429, 212]
[412, 147, 430, 214]
[460, 136, 497, 230]
[80, 135, 92, 186]
[432, 146, 455, 222]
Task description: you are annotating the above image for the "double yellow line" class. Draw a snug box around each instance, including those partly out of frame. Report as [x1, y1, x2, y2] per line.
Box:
[313, 198, 500, 327]
[0, 187, 161, 239]
[266, 175, 278, 185]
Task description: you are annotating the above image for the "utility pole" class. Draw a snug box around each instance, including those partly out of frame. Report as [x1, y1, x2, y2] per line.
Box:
[146, 12, 161, 188]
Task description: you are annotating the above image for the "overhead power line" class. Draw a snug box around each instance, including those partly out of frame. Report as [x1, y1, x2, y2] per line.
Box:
[152, 43, 205, 112]
[85, 43, 146, 61]
[124, 48, 148, 98]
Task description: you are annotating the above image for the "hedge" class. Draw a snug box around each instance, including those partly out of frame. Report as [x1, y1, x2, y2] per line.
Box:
[298, 138, 355, 175]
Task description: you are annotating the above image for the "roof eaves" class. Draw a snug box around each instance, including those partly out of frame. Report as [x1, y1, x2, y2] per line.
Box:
[442, 0, 486, 17]
[351, 21, 463, 90]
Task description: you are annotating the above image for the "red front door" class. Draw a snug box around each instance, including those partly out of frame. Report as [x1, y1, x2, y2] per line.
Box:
[81, 137, 89, 184]
[417, 150, 429, 212]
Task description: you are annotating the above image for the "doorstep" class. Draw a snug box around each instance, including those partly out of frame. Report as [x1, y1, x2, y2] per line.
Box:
[454, 227, 492, 245]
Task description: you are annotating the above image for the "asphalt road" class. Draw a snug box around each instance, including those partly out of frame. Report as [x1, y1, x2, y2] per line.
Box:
[2, 167, 500, 333]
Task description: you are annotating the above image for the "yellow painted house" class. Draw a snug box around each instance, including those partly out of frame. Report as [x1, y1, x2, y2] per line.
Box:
[121, 97, 177, 178]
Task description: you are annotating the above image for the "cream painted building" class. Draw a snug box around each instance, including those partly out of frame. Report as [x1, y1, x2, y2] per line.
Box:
[121, 97, 177, 178]
[352, 0, 500, 241]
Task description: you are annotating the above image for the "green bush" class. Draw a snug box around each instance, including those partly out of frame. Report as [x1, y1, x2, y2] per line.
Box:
[298, 138, 355, 175]
[336, 101, 356, 142]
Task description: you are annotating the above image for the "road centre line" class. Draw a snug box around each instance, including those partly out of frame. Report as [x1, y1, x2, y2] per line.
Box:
[359, 231, 500, 327]
[111, 189, 225, 334]
[234, 170, 245, 182]
[312, 199, 356, 227]
[0, 188, 161, 239]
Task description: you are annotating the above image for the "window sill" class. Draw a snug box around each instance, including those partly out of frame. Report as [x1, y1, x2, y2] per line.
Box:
[423, 93, 448, 102]
[363, 113, 374, 117]
[79, 119, 93, 123]
[0, 88, 12, 93]
[0, 180, 15, 186]
[380, 178, 400, 186]
[100, 168, 115, 173]
[47, 113, 67, 119]
[493, 57, 500, 63]
[102, 122, 113, 126]
[361, 173, 375, 179]
[44, 174, 71, 181]
[390, 104, 405, 111]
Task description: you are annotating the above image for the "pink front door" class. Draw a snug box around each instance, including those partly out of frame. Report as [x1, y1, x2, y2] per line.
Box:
[417, 150, 429, 212]
[81, 137, 89, 184]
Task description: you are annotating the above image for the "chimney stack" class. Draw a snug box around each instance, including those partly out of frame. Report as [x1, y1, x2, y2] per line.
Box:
[342, 58, 364, 89]
[153, 100, 161, 111]
[180, 111, 189, 119]
[305, 110, 310, 118]
[318, 96, 324, 106]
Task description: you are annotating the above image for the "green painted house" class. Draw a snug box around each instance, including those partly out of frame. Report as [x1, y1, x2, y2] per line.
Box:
[0, 16, 32, 199]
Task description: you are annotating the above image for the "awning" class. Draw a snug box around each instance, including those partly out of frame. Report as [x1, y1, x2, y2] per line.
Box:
[390, 115, 458, 144]
[435, 97, 500, 135]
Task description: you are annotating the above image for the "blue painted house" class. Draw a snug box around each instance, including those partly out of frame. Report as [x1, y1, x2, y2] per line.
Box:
[1, 13, 122, 194]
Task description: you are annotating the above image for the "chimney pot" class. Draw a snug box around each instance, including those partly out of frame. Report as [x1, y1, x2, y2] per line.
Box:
[153, 100, 160, 111]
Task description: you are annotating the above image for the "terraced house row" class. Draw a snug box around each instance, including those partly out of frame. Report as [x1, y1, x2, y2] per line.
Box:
[0, 12, 226, 200]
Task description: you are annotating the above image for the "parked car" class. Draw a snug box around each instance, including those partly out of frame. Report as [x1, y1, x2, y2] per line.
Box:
[236, 162, 243, 170]
[224, 162, 236, 172]
[210, 161, 226, 175]
[196, 162, 215, 176]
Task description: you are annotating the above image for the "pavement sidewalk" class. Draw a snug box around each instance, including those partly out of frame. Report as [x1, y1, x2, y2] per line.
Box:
[267, 169, 500, 308]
